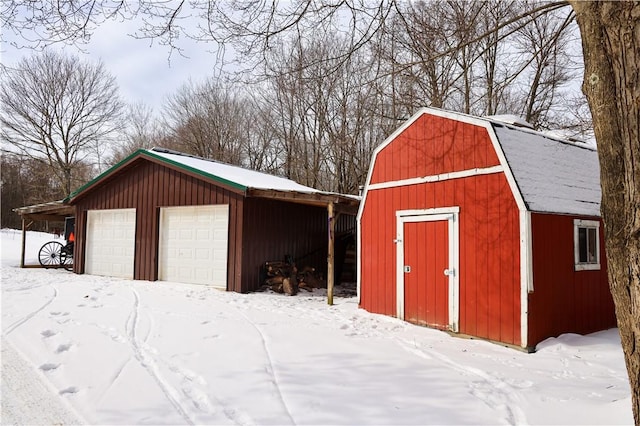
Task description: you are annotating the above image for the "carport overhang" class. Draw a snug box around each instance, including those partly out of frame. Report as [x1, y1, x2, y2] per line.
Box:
[247, 188, 360, 304]
[13, 200, 75, 268]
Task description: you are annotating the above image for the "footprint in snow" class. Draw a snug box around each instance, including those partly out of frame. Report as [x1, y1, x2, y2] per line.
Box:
[40, 363, 60, 372]
[41, 330, 57, 338]
[56, 343, 73, 353]
[59, 386, 79, 395]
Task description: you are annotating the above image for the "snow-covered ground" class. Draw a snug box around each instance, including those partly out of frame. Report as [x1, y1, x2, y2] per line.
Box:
[1, 229, 633, 425]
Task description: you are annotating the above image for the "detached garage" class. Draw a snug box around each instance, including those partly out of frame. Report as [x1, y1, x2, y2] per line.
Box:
[68, 148, 358, 293]
[357, 107, 616, 351]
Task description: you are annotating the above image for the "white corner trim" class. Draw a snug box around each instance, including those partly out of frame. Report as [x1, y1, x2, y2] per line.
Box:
[368, 166, 504, 191]
[520, 211, 533, 349]
[356, 215, 362, 304]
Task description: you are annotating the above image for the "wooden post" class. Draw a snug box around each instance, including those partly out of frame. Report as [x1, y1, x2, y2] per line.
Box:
[20, 218, 27, 268]
[327, 202, 335, 306]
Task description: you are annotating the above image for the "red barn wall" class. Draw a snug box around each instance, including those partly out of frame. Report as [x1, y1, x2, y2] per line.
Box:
[360, 114, 522, 346]
[527, 213, 616, 346]
[369, 114, 500, 184]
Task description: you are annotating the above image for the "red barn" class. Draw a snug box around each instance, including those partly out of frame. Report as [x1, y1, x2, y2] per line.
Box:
[357, 108, 616, 351]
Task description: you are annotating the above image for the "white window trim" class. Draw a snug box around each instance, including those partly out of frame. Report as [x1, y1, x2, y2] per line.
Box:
[574, 219, 601, 271]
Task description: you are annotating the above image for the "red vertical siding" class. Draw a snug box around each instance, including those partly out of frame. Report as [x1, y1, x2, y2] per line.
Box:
[360, 114, 522, 346]
[369, 114, 500, 185]
[527, 213, 615, 347]
[360, 173, 521, 345]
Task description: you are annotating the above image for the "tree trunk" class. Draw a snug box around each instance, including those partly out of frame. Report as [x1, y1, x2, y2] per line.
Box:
[569, 2, 640, 424]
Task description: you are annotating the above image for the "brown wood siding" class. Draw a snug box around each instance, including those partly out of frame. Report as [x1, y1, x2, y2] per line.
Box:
[72, 160, 244, 290]
[240, 198, 355, 293]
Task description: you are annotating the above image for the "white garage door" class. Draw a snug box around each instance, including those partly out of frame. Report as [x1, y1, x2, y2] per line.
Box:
[158, 205, 229, 288]
[85, 209, 136, 279]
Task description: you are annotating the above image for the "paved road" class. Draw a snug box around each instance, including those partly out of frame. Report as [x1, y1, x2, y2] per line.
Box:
[1, 337, 85, 425]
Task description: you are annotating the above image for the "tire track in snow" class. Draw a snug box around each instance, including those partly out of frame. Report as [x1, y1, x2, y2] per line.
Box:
[4, 285, 58, 335]
[126, 288, 195, 425]
[397, 338, 527, 425]
[235, 308, 296, 426]
[96, 300, 155, 404]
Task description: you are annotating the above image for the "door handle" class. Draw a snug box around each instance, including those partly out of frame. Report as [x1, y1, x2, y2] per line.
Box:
[444, 268, 455, 277]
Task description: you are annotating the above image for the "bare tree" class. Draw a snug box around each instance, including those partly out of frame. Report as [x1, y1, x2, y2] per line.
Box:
[109, 102, 166, 165]
[510, 1, 576, 128]
[1, 51, 123, 196]
[569, 2, 640, 423]
[474, 1, 520, 116]
[259, 31, 388, 193]
[163, 78, 248, 165]
[0, 152, 93, 228]
[387, 1, 460, 110]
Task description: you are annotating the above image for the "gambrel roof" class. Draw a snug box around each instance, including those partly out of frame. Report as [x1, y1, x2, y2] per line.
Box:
[491, 122, 600, 217]
[368, 107, 602, 217]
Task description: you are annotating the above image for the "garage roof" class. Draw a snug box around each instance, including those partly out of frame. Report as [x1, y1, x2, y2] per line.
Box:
[67, 148, 359, 211]
[149, 148, 325, 193]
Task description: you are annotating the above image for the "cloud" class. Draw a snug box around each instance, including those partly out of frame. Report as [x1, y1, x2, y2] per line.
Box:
[2, 14, 224, 115]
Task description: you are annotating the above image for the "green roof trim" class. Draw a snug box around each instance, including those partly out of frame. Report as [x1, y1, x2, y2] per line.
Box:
[66, 149, 145, 202]
[67, 149, 247, 202]
[143, 149, 247, 192]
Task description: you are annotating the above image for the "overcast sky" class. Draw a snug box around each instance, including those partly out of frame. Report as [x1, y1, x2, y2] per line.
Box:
[2, 16, 224, 115]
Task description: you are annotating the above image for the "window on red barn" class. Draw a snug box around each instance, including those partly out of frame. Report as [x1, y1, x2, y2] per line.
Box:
[574, 219, 601, 271]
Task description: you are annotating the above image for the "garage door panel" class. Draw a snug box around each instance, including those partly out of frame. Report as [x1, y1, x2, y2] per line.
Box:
[159, 205, 229, 288]
[85, 208, 136, 279]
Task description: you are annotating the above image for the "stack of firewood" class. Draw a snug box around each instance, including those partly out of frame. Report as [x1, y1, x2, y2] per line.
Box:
[263, 261, 326, 295]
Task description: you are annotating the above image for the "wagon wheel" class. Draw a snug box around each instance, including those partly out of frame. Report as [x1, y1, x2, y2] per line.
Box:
[60, 245, 73, 271]
[38, 241, 64, 268]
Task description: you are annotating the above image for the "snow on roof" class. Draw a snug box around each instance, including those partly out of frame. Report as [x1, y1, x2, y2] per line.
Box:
[148, 148, 323, 193]
[491, 123, 601, 216]
[485, 114, 534, 129]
